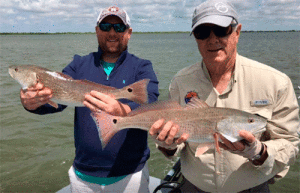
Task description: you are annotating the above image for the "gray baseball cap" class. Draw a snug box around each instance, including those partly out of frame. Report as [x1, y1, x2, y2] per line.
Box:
[97, 6, 131, 26]
[192, 0, 238, 31]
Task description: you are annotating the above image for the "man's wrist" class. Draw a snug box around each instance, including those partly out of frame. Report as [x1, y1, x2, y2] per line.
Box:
[158, 146, 177, 156]
[250, 144, 268, 165]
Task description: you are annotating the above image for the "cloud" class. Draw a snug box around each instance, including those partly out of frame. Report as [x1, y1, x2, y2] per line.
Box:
[0, 0, 299, 32]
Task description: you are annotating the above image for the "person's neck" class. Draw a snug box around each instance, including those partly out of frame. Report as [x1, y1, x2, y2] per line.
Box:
[206, 61, 235, 81]
[204, 57, 236, 94]
[101, 53, 120, 63]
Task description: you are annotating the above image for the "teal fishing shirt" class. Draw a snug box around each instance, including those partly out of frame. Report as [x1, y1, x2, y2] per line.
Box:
[101, 60, 115, 79]
[75, 168, 126, 185]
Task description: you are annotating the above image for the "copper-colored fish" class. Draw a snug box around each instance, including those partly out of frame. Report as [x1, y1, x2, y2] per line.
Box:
[91, 98, 267, 157]
[9, 65, 149, 108]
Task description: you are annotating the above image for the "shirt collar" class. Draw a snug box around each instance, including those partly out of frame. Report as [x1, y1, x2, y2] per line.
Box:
[97, 46, 128, 67]
[201, 55, 238, 96]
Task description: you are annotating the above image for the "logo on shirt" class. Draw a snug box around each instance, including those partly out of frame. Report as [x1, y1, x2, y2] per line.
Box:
[250, 99, 270, 106]
[185, 91, 199, 104]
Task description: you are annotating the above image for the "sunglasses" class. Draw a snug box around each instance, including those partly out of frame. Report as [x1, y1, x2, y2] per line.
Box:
[193, 24, 238, 40]
[98, 22, 128, 33]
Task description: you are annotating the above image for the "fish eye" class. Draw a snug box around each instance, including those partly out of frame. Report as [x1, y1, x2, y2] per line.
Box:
[127, 88, 133, 93]
[15, 68, 18, 72]
[248, 118, 255, 123]
[113, 119, 117, 124]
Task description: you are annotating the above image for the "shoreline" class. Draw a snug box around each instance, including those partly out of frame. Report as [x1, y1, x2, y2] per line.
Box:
[0, 30, 299, 35]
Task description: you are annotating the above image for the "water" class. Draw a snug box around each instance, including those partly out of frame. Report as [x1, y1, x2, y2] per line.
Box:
[1, 32, 299, 192]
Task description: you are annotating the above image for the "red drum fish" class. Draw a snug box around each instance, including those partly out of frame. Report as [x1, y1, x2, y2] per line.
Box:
[91, 98, 267, 157]
[9, 65, 149, 108]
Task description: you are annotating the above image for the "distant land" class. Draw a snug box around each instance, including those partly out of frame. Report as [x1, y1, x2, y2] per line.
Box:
[0, 30, 299, 35]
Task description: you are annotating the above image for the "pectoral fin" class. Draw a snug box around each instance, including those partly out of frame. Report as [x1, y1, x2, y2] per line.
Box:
[213, 133, 221, 154]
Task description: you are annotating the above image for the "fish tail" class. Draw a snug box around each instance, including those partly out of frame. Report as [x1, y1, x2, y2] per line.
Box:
[122, 79, 150, 104]
[90, 111, 120, 149]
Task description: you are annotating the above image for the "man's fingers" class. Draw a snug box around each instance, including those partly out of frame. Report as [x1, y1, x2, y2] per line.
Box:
[90, 91, 115, 101]
[232, 141, 245, 151]
[219, 134, 237, 151]
[26, 82, 45, 91]
[218, 141, 229, 150]
[83, 100, 99, 112]
[175, 133, 189, 144]
[219, 131, 256, 152]
[239, 130, 256, 143]
[149, 119, 164, 136]
[165, 124, 179, 145]
[157, 121, 173, 141]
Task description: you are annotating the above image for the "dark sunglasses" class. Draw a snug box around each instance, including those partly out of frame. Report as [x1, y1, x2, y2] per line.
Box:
[193, 24, 238, 40]
[98, 22, 128, 33]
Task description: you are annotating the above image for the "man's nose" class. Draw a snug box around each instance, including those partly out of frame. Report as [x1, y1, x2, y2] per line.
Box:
[108, 26, 117, 35]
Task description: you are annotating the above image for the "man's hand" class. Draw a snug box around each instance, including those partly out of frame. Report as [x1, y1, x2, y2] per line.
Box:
[20, 82, 53, 110]
[218, 130, 267, 165]
[84, 91, 131, 116]
[149, 119, 189, 150]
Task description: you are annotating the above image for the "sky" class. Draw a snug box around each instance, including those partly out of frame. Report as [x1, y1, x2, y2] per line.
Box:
[1, 0, 299, 33]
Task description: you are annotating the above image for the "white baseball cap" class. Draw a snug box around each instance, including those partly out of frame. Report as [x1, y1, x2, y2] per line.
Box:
[97, 6, 131, 26]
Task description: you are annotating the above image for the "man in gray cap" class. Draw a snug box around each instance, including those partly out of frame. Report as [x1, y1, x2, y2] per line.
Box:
[149, 0, 299, 192]
[20, 6, 159, 192]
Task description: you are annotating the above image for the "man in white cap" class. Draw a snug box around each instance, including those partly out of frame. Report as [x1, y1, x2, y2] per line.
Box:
[149, 0, 299, 192]
[20, 6, 159, 193]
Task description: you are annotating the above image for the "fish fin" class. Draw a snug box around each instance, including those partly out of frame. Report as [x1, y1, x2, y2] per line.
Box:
[80, 79, 117, 91]
[128, 100, 182, 116]
[186, 97, 210, 109]
[55, 72, 74, 80]
[195, 143, 214, 157]
[45, 71, 74, 81]
[90, 111, 120, 149]
[213, 133, 221, 154]
[48, 100, 59, 109]
[123, 79, 150, 104]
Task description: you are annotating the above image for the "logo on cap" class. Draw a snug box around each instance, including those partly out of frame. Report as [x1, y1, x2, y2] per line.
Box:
[109, 6, 119, 12]
[215, 2, 228, 13]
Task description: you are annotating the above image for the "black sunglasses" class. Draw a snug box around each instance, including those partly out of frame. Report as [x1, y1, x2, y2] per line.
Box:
[193, 24, 238, 40]
[98, 22, 128, 33]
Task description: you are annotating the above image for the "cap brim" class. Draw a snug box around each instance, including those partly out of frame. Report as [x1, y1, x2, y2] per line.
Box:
[192, 15, 233, 31]
[97, 14, 128, 26]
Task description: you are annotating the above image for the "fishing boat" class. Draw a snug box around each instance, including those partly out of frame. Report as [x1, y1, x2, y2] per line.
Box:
[57, 160, 182, 193]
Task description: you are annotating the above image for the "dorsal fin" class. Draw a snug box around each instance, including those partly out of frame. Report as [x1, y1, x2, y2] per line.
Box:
[45, 71, 74, 81]
[78, 79, 117, 91]
[128, 100, 182, 116]
[186, 97, 209, 109]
